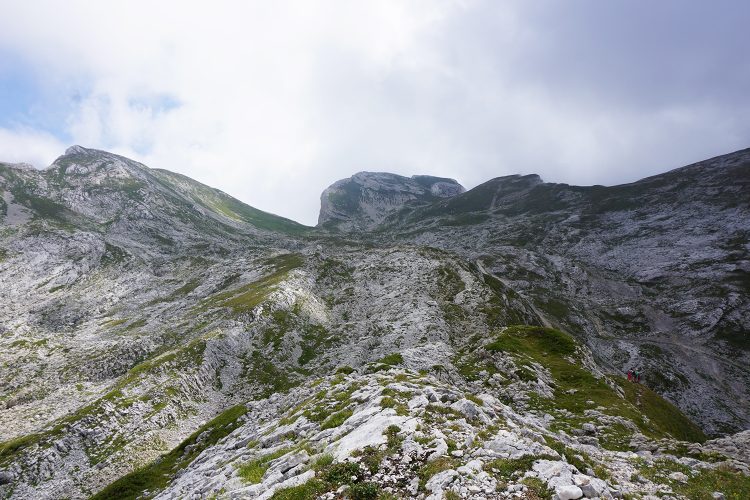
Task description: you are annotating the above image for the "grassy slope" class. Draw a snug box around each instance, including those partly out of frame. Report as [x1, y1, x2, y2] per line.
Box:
[152, 169, 310, 236]
[485, 326, 706, 443]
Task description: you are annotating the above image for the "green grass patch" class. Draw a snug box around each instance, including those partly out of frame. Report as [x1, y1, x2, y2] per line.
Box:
[199, 254, 303, 315]
[237, 446, 294, 484]
[640, 459, 750, 499]
[486, 454, 556, 480]
[465, 394, 484, 406]
[378, 353, 403, 366]
[271, 479, 327, 499]
[0, 433, 44, 464]
[486, 325, 575, 357]
[620, 380, 706, 443]
[244, 351, 297, 398]
[320, 409, 353, 430]
[488, 325, 705, 442]
[417, 457, 456, 490]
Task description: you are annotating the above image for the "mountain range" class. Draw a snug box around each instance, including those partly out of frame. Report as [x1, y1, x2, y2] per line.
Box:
[0, 146, 748, 499]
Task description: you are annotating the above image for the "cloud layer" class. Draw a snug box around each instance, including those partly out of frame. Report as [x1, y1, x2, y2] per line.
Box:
[1, 0, 748, 224]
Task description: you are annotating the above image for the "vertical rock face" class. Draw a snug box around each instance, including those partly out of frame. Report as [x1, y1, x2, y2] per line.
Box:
[1, 145, 750, 500]
[317, 172, 465, 231]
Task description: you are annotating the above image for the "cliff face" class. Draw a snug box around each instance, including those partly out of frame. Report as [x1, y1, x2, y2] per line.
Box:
[317, 172, 465, 231]
[0, 146, 748, 499]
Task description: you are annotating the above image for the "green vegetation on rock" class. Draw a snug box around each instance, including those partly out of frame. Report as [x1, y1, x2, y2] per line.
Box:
[486, 326, 706, 442]
[90, 405, 248, 500]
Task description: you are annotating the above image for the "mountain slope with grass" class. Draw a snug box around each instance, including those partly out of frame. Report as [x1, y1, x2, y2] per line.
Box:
[341, 149, 750, 436]
[0, 146, 748, 500]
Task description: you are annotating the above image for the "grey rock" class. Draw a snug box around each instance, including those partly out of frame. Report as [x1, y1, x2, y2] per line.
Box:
[0, 471, 13, 485]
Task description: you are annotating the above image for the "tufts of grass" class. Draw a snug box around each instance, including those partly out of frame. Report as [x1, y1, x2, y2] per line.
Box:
[486, 454, 556, 480]
[466, 394, 484, 406]
[522, 477, 551, 499]
[542, 436, 592, 474]
[350, 482, 381, 500]
[311, 453, 334, 471]
[322, 461, 364, 486]
[355, 445, 385, 474]
[271, 479, 327, 499]
[640, 459, 750, 499]
[384, 425, 403, 452]
[380, 396, 409, 416]
[320, 409, 353, 430]
[417, 457, 456, 490]
[237, 447, 294, 484]
[378, 353, 403, 366]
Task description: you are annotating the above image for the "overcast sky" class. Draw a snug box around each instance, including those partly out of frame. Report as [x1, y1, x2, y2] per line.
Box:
[1, 1, 748, 225]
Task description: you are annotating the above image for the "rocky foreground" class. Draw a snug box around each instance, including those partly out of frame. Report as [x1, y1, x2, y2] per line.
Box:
[90, 330, 750, 500]
[6, 326, 747, 499]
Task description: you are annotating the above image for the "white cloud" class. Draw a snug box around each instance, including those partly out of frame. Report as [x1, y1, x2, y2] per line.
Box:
[0, 0, 748, 224]
[0, 127, 66, 168]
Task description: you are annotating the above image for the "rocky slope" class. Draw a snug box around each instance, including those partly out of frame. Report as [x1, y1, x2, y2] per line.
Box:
[320, 152, 750, 436]
[0, 146, 748, 499]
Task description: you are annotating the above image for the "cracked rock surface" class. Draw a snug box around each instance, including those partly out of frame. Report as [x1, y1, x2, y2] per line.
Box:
[0, 146, 748, 499]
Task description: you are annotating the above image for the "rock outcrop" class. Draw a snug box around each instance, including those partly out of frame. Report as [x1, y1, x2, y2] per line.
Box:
[0, 146, 748, 499]
[318, 172, 464, 231]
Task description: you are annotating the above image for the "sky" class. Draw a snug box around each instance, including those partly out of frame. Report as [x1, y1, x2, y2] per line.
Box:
[0, 1, 748, 225]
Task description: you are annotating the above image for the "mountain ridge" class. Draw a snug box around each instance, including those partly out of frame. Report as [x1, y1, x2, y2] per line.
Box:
[1, 146, 748, 499]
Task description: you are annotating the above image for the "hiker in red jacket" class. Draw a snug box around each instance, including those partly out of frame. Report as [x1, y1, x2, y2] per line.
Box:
[627, 369, 633, 382]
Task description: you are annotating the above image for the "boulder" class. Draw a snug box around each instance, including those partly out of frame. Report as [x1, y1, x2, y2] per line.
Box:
[425, 469, 458, 493]
[557, 484, 584, 500]
[668, 471, 688, 483]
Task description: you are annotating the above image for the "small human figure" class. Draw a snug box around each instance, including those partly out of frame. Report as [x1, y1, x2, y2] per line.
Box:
[627, 369, 633, 382]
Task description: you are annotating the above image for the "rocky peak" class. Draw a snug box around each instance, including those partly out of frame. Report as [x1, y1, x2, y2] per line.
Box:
[48, 145, 147, 180]
[318, 171, 465, 231]
[64, 145, 89, 156]
[490, 173, 544, 189]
